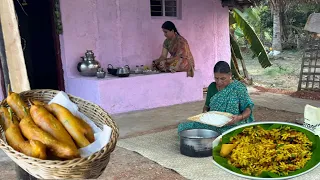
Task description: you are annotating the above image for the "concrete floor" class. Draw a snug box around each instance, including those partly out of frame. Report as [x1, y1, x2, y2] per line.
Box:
[113, 88, 319, 139]
[113, 101, 203, 138]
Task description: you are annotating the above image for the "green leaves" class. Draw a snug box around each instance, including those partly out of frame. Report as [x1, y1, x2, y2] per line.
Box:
[230, 35, 243, 61]
[212, 124, 320, 178]
[232, 9, 272, 68]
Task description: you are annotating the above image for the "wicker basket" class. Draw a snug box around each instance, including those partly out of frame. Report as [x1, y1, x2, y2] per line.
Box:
[0, 89, 119, 179]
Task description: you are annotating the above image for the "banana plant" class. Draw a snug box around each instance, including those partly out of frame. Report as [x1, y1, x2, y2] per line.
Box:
[230, 8, 272, 81]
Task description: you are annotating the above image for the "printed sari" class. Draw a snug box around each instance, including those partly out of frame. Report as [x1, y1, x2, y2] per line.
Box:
[178, 80, 254, 134]
[154, 35, 195, 77]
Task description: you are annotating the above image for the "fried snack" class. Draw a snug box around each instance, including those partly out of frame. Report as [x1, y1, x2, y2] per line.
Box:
[6, 86, 29, 120]
[32, 99, 46, 106]
[45, 103, 95, 148]
[0, 106, 19, 131]
[19, 116, 80, 159]
[3, 108, 46, 159]
[29, 100, 77, 149]
[220, 144, 236, 157]
[77, 116, 95, 143]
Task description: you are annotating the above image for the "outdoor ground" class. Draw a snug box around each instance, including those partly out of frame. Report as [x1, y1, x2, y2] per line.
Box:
[244, 50, 301, 91]
[1, 90, 315, 180]
[1, 92, 315, 180]
[245, 50, 303, 91]
[104, 106, 303, 180]
[244, 50, 320, 101]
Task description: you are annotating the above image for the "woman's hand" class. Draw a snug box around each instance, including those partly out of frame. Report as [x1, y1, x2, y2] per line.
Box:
[153, 59, 162, 64]
[202, 106, 209, 113]
[153, 57, 166, 64]
[226, 115, 243, 126]
[226, 108, 251, 126]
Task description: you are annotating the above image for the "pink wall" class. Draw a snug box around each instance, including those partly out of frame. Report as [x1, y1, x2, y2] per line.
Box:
[59, 0, 231, 90]
[67, 71, 203, 114]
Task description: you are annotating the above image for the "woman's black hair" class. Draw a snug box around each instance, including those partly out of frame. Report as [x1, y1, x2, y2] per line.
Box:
[214, 61, 231, 74]
[161, 21, 180, 35]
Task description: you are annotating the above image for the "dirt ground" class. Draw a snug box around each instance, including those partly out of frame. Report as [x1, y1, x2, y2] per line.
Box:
[245, 50, 303, 91]
[104, 105, 303, 180]
[254, 85, 320, 100]
[244, 50, 320, 100]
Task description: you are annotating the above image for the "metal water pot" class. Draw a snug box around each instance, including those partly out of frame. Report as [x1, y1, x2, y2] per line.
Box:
[77, 56, 101, 77]
[116, 65, 130, 77]
[179, 129, 220, 157]
[96, 68, 106, 78]
[85, 50, 94, 59]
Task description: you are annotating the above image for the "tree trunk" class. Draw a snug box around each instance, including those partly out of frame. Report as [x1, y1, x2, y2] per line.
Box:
[230, 46, 246, 81]
[271, 4, 282, 51]
[239, 58, 249, 79]
[231, 57, 244, 81]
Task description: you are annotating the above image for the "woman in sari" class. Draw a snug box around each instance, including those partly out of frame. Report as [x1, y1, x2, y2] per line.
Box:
[178, 61, 254, 134]
[153, 21, 195, 77]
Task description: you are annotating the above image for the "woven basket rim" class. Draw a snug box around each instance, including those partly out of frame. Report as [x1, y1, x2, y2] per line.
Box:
[0, 89, 119, 165]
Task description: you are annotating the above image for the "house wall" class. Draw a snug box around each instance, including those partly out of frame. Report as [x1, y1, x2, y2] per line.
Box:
[59, 0, 230, 89]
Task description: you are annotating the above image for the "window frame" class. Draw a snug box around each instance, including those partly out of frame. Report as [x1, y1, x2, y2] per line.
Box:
[150, 0, 181, 19]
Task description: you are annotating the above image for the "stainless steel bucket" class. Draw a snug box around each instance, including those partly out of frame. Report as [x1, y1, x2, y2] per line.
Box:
[179, 129, 220, 157]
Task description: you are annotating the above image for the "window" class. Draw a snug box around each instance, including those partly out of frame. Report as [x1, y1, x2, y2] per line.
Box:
[150, 0, 179, 17]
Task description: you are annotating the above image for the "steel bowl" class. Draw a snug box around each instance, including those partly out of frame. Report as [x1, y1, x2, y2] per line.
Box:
[96, 69, 106, 78]
[180, 129, 220, 157]
[212, 121, 320, 180]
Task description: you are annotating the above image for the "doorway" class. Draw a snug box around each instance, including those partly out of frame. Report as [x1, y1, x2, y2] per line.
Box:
[13, 0, 64, 90]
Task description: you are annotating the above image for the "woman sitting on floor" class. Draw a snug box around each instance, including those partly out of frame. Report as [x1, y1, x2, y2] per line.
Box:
[153, 21, 195, 77]
[178, 61, 255, 134]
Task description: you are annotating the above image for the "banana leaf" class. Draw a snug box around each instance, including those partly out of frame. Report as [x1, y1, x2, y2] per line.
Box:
[230, 34, 243, 61]
[213, 123, 320, 178]
[243, 8, 260, 23]
[229, 13, 236, 26]
[231, 56, 244, 81]
[233, 9, 272, 69]
[234, 27, 244, 38]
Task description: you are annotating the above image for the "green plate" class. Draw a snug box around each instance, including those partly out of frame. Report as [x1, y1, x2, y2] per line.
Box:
[211, 121, 320, 180]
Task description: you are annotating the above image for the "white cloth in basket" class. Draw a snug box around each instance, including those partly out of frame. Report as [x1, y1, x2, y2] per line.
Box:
[49, 91, 112, 157]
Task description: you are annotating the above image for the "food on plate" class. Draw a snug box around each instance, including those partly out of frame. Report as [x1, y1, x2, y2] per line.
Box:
[220, 144, 236, 157]
[19, 115, 80, 159]
[45, 103, 95, 148]
[188, 111, 232, 127]
[223, 126, 312, 176]
[3, 108, 47, 159]
[6, 87, 29, 120]
[29, 100, 77, 149]
[188, 111, 232, 121]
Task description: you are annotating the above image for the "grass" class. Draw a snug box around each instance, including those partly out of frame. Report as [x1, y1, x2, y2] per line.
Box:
[264, 66, 295, 77]
[242, 50, 303, 90]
